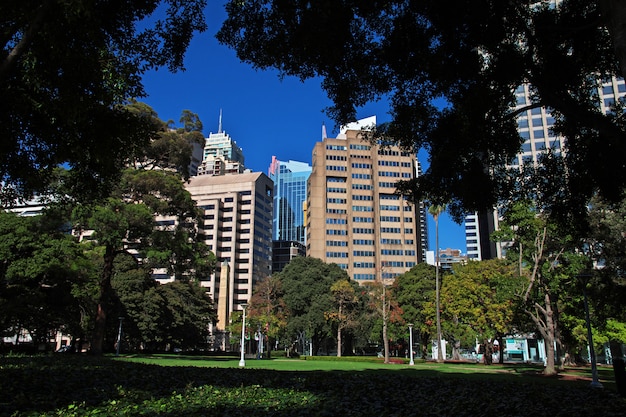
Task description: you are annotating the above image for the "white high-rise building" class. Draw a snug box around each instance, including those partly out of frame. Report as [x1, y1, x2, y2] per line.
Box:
[196, 114, 245, 176]
[185, 172, 273, 349]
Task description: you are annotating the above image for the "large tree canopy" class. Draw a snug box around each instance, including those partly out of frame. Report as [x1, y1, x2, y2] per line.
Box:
[277, 257, 348, 355]
[218, 0, 626, 219]
[0, 1, 207, 204]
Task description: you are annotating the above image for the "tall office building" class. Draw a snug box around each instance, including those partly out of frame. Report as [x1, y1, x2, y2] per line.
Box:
[268, 157, 311, 272]
[306, 116, 424, 283]
[196, 116, 245, 176]
[185, 172, 273, 349]
[466, 77, 626, 259]
[268, 156, 311, 244]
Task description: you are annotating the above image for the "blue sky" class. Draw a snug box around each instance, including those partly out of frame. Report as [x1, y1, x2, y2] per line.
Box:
[140, 3, 466, 252]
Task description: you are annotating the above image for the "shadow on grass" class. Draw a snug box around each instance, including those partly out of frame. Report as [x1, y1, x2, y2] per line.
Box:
[1, 355, 624, 416]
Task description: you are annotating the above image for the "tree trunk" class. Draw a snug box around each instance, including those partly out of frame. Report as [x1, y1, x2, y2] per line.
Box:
[337, 326, 342, 357]
[382, 323, 390, 363]
[543, 293, 557, 375]
[336, 302, 343, 357]
[452, 340, 461, 361]
[434, 214, 444, 362]
[483, 340, 493, 365]
[90, 244, 115, 355]
[609, 341, 626, 397]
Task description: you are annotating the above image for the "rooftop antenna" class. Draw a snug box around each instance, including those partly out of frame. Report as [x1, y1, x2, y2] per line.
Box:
[322, 122, 327, 139]
[218, 109, 223, 133]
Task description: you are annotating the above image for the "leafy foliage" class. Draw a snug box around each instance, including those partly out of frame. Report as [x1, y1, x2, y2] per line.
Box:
[246, 275, 287, 353]
[0, 211, 90, 350]
[218, 0, 626, 221]
[393, 263, 437, 358]
[110, 258, 215, 352]
[277, 257, 349, 354]
[441, 259, 523, 360]
[0, 1, 207, 204]
[325, 279, 359, 356]
[493, 201, 589, 374]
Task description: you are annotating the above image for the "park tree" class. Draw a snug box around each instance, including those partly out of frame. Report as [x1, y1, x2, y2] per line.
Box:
[73, 195, 153, 355]
[157, 280, 215, 351]
[247, 275, 287, 357]
[218, 1, 626, 221]
[493, 201, 584, 375]
[127, 103, 206, 180]
[106, 251, 215, 353]
[1, 1, 207, 204]
[441, 259, 523, 364]
[325, 279, 359, 357]
[362, 279, 403, 363]
[278, 257, 348, 355]
[0, 211, 90, 351]
[109, 254, 164, 352]
[585, 191, 626, 303]
[393, 263, 437, 359]
[73, 169, 215, 355]
[578, 191, 626, 395]
[428, 204, 446, 361]
[67, 105, 215, 355]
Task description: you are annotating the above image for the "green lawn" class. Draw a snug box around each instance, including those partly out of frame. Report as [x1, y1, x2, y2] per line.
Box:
[1, 354, 624, 416]
[117, 352, 618, 381]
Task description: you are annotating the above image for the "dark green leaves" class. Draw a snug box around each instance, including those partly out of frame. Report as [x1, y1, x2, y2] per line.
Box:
[0, 1, 207, 203]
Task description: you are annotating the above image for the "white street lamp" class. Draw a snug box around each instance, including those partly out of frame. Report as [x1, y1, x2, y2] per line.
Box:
[116, 317, 124, 356]
[239, 304, 248, 367]
[408, 323, 415, 366]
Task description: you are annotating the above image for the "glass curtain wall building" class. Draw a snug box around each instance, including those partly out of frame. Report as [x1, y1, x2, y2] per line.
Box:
[268, 157, 311, 245]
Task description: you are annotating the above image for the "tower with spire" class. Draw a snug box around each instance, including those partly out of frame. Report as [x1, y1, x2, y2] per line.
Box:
[196, 110, 246, 176]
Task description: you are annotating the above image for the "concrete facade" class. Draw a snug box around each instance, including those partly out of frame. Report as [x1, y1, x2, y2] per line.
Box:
[306, 117, 424, 283]
[185, 172, 273, 348]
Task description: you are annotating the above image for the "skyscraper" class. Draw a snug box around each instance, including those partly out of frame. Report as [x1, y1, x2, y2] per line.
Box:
[196, 115, 245, 176]
[268, 156, 311, 244]
[185, 172, 273, 349]
[306, 116, 425, 283]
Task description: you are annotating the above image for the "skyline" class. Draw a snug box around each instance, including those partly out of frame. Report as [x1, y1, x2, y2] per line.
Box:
[140, 3, 466, 253]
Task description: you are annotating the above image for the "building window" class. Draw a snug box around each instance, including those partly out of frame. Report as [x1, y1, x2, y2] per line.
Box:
[326, 251, 348, 258]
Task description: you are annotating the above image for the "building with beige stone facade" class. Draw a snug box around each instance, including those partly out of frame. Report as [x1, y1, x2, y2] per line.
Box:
[306, 116, 425, 284]
[185, 172, 273, 349]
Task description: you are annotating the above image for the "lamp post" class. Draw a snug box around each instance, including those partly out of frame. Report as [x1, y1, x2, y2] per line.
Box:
[408, 323, 415, 365]
[116, 317, 124, 356]
[239, 304, 248, 367]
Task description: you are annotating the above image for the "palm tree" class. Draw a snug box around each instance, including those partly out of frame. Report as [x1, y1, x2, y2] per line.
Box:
[428, 204, 446, 362]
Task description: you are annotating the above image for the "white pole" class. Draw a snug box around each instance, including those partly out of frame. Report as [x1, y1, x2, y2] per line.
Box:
[408, 323, 415, 365]
[239, 304, 248, 367]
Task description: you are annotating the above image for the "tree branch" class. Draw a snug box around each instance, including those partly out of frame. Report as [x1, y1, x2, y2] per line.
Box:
[524, 227, 547, 301]
[0, 1, 51, 81]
